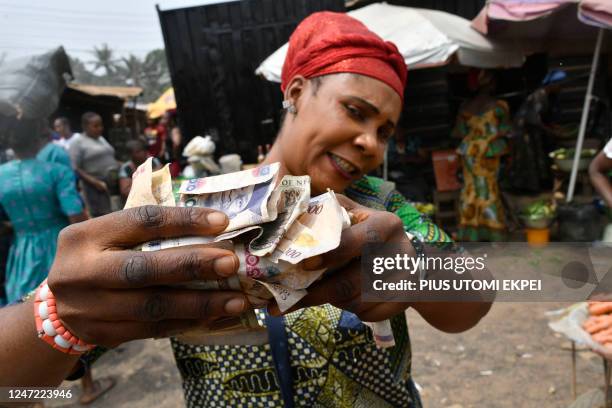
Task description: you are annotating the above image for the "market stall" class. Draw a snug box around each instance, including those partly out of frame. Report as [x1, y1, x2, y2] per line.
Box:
[472, 0, 612, 203]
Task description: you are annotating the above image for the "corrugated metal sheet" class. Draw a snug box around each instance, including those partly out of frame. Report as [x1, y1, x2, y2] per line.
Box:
[158, 0, 345, 162]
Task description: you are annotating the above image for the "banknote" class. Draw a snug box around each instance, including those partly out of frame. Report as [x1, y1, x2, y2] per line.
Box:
[124, 158, 176, 209]
[179, 163, 280, 232]
[270, 191, 349, 264]
[137, 226, 262, 252]
[124, 159, 393, 347]
[248, 175, 310, 257]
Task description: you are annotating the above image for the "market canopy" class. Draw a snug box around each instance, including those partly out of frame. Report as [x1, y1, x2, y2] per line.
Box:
[255, 3, 526, 82]
[472, 0, 612, 54]
[147, 87, 176, 119]
[67, 83, 143, 100]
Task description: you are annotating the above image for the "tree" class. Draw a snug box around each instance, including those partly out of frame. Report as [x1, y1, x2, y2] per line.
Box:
[116, 54, 143, 87]
[69, 56, 96, 84]
[90, 43, 118, 77]
[68, 45, 171, 103]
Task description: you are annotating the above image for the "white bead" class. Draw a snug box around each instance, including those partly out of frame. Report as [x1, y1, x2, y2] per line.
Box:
[54, 335, 72, 349]
[38, 301, 48, 320]
[42, 319, 56, 337]
[72, 344, 88, 352]
[39, 285, 49, 301]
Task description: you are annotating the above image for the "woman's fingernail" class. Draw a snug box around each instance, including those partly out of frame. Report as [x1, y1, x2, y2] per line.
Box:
[225, 297, 246, 314]
[303, 256, 323, 270]
[207, 211, 228, 227]
[214, 255, 237, 277]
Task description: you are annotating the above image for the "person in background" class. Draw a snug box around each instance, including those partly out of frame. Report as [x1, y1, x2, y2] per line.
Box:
[0, 148, 14, 307]
[0, 118, 87, 303]
[37, 125, 73, 169]
[590, 138, 612, 208]
[144, 115, 167, 160]
[0, 151, 10, 306]
[453, 69, 511, 241]
[69, 112, 118, 217]
[53, 117, 80, 150]
[0, 207, 9, 306]
[118, 138, 162, 201]
[507, 69, 567, 192]
[166, 126, 185, 177]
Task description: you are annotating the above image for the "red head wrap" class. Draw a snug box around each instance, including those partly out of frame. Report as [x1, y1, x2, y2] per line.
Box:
[281, 11, 408, 102]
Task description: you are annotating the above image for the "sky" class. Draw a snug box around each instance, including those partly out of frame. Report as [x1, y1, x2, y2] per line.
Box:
[0, 0, 234, 64]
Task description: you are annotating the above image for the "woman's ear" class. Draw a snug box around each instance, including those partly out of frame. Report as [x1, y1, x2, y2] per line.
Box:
[283, 75, 307, 111]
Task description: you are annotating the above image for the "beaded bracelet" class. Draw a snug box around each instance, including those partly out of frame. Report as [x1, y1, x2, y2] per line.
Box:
[33, 279, 95, 355]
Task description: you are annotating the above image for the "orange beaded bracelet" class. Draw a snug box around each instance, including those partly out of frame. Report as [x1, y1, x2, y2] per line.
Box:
[33, 279, 95, 355]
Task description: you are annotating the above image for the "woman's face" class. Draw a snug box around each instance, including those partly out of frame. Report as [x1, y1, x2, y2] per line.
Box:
[86, 116, 104, 138]
[279, 73, 402, 195]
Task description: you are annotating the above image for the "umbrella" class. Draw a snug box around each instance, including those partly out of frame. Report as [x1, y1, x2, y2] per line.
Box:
[255, 2, 526, 84]
[472, 0, 612, 202]
[147, 87, 176, 119]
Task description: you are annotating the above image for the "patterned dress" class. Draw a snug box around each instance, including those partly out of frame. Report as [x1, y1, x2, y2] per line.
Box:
[171, 176, 452, 408]
[0, 159, 83, 303]
[454, 100, 511, 242]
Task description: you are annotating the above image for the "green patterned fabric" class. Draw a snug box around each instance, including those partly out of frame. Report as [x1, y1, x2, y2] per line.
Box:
[171, 176, 452, 408]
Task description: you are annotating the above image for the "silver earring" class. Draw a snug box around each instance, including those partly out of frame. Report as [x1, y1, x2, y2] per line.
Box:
[282, 100, 297, 114]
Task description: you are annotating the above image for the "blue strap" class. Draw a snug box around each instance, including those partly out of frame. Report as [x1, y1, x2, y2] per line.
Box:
[265, 311, 294, 408]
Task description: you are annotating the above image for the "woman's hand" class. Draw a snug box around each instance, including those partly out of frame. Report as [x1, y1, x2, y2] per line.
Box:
[48, 206, 250, 348]
[272, 195, 492, 332]
[272, 195, 413, 322]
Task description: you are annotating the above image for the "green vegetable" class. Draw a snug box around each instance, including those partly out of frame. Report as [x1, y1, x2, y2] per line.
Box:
[522, 200, 555, 219]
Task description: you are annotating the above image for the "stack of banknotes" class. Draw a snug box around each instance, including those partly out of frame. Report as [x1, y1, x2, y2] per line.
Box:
[124, 158, 394, 348]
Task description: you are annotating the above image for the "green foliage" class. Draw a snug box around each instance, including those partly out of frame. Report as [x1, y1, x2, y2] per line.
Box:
[69, 45, 171, 103]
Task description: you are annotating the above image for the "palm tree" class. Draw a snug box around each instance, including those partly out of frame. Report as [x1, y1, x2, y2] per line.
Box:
[116, 54, 143, 88]
[90, 43, 117, 76]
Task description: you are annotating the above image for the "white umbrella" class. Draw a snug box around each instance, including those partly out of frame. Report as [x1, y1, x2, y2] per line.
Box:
[255, 2, 526, 83]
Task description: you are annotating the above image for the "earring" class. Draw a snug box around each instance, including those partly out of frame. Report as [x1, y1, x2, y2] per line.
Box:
[282, 100, 297, 114]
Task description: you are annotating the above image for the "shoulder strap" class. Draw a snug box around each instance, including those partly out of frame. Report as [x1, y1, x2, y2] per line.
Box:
[265, 311, 295, 408]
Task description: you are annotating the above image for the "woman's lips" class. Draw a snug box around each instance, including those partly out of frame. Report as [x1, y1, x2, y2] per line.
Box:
[327, 153, 357, 181]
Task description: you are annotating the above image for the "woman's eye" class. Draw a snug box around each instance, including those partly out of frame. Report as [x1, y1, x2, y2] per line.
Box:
[344, 104, 364, 121]
[378, 129, 393, 142]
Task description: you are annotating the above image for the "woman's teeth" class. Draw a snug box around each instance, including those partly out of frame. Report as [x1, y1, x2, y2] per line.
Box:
[329, 153, 357, 174]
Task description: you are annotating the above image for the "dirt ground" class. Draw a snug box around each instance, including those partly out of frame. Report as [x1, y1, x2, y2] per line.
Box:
[48, 302, 607, 408]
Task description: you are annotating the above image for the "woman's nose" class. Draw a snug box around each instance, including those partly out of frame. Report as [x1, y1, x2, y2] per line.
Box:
[353, 130, 379, 155]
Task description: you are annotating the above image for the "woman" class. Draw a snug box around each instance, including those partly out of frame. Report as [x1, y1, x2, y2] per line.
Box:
[0, 118, 87, 303]
[1, 12, 491, 408]
[453, 70, 511, 242]
[68, 112, 118, 217]
[507, 70, 566, 192]
[590, 138, 612, 208]
[166, 126, 185, 177]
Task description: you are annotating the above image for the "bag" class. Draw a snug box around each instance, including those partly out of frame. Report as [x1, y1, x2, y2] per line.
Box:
[0, 47, 71, 120]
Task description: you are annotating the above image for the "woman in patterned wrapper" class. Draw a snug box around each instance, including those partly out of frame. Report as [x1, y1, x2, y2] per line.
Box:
[2, 12, 493, 408]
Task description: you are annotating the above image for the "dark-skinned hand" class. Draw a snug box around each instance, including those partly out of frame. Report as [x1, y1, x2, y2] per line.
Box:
[270, 194, 414, 322]
[48, 206, 252, 348]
